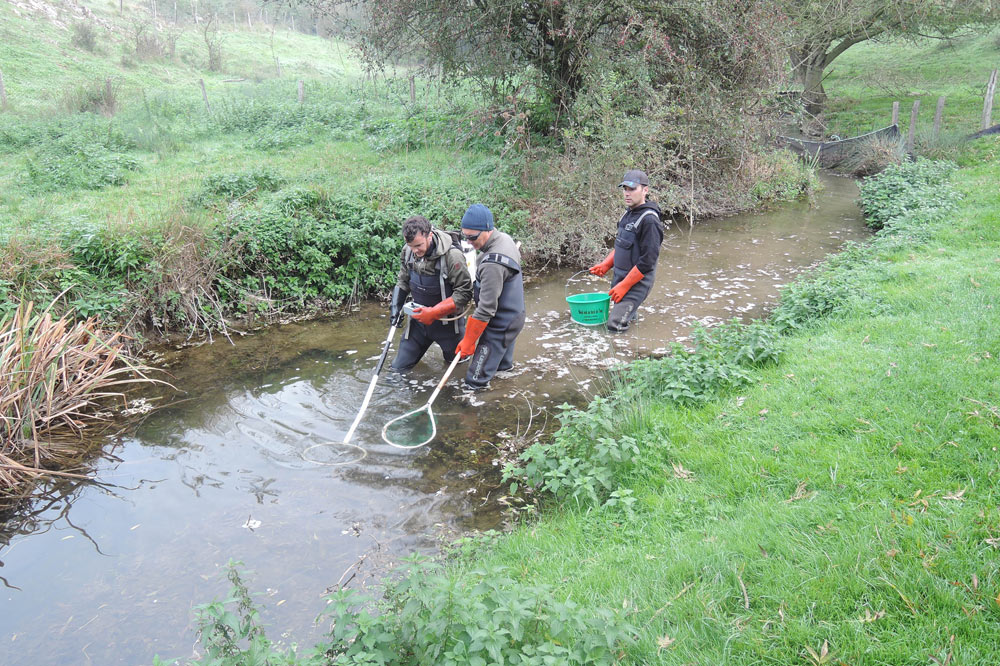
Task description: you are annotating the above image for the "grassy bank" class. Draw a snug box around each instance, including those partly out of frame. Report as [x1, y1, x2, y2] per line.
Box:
[483, 156, 1000, 664]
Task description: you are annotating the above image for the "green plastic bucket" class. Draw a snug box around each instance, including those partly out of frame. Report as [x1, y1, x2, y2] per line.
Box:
[566, 292, 610, 326]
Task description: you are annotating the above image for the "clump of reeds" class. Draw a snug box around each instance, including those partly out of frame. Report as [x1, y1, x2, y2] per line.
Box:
[839, 133, 906, 177]
[0, 300, 159, 498]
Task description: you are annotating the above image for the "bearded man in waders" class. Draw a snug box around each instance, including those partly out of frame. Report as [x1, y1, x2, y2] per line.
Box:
[389, 215, 474, 371]
[454, 204, 526, 389]
[589, 169, 664, 332]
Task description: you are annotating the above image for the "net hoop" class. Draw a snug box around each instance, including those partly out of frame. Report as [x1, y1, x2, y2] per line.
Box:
[301, 442, 368, 466]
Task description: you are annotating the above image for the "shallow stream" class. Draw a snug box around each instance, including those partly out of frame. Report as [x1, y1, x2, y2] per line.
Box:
[0, 174, 868, 665]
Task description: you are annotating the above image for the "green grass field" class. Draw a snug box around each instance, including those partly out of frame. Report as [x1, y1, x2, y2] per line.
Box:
[824, 28, 1000, 156]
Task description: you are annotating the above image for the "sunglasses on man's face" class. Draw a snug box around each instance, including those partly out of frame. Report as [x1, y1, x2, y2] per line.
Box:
[463, 231, 483, 241]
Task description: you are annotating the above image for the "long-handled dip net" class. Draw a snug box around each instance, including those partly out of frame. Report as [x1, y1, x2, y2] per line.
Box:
[301, 323, 396, 466]
[382, 353, 462, 449]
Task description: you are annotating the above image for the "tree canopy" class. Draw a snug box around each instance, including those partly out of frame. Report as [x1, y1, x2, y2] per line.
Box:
[780, 0, 998, 133]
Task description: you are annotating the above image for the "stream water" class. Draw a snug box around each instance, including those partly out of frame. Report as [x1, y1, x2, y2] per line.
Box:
[0, 174, 868, 665]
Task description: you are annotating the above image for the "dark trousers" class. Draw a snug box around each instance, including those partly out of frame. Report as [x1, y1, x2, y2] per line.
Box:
[390, 320, 464, 372]
[465, 311, 526, 388]
[607, 272, 654, 332]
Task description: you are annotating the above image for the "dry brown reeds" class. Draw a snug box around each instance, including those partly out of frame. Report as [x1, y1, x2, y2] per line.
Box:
[839, 133, 906, 177]
[1, 300, 161, 500]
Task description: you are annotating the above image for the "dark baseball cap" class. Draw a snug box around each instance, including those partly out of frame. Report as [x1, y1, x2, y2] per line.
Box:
[619, 169, 649, 188]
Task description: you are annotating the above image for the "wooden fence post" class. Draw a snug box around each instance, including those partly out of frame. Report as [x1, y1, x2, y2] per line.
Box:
[933, 96, 946, 140]
[0, 68, 7, 111]
[199, 78, 211, 112]
[297, 79, 304, 103]
[891, 101, 899, 127]
[906, 99, 920, 154]
[983, 68, 998, 130]
[409, 75, 415, 104]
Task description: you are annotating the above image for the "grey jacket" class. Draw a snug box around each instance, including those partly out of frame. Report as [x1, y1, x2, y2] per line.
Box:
[471, 230, 522, 322]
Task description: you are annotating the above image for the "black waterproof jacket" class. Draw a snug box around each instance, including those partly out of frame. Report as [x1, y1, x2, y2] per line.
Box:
[612, 200, 664, 279]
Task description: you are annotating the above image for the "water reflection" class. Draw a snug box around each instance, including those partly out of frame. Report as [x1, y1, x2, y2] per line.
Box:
[0, 174, 867, 665]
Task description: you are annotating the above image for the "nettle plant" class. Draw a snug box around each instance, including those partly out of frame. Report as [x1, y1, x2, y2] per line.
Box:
[858, 158, 958, 231]
[183, 558, 635, 666]
[505, 397, 643, 510]
[506, 319, 782, 509]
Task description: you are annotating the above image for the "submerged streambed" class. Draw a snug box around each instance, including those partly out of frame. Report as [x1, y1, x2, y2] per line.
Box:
[0, 175, 868, 665]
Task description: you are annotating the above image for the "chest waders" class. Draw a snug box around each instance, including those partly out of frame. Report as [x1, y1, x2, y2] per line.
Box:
[391, 249, 465, 372]
[609, 209, 660, 332]
[466, 252, 526, 388]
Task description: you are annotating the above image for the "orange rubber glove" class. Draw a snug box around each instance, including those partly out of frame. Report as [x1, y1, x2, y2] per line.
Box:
[589, 250, 615, 277]
[456, 317, 488, 358]
[609, 266, 644, 303]
[411, 297, 456, 325]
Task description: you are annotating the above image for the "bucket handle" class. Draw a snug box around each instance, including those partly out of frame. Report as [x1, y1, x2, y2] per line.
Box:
[565, 269, 605, 303]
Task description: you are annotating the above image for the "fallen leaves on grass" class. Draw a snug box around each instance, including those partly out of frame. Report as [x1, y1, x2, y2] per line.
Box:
[656, 635, 675, 652]
[942, 488, 967, 501]
[785, 480, 817, 503]
[860, 609, 886, 623]
[804, 639, 832, 665]
[672, 463, 694, 481]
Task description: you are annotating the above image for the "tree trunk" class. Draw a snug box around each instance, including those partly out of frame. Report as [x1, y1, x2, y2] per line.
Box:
[794, 45, 830, 137]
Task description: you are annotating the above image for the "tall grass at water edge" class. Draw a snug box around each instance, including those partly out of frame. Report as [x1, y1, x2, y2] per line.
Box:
[0, 300, 159, 507]
[173, 142, 1000, 663]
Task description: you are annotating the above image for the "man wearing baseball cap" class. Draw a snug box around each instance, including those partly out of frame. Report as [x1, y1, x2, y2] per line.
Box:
[454, 203, 526, 389]
[589, 169, 664, 332]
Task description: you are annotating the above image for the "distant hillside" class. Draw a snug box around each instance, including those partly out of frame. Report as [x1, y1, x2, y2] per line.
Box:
[0, 0, 361, 113]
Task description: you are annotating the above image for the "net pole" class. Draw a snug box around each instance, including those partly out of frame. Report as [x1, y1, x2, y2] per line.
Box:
[343, 324, 396, 444]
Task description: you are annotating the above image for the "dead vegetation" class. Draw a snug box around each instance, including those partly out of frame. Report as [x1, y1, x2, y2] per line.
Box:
[0, 300, 162, 510]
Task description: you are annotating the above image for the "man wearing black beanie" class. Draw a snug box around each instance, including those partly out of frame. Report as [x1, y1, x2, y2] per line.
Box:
[455, 204, 526, 389]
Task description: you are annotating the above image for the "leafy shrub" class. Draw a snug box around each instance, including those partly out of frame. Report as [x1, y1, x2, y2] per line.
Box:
[185, 558, 634, 666]
[60, 78, 120, 116]
[244, 125, 313, 151]
[214, 178, 504, 308]
[857, 158, 958, 230]
[323, 556, 633, 665]
[209, 97, 354, 134]
[66, 225, 156, 280]
[24, 144, 140, 191]
[189, 167, 285, 206]
[506, 398, 642, 509]
[747, 149, 818, 203]
[621, 318, 783, 403]
[70, 21, 99, 52]
[769, 270, 860, 334]
[506, 318, 781, 508]
[13, 116, 139, 191]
